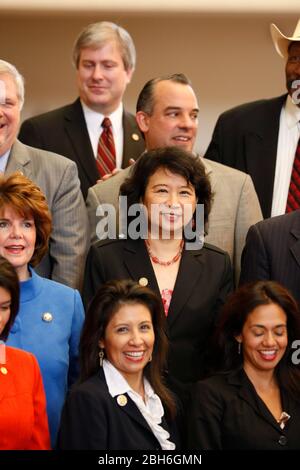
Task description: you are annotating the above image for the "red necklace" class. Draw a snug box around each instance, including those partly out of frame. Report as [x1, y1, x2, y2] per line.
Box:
[145, 239, 184, 266]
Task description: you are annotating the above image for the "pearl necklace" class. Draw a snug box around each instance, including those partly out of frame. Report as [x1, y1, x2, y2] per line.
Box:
[145, 239, 184, 266]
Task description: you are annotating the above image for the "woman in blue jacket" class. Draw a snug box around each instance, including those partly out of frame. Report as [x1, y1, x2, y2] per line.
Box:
[0, 173, 84, 447]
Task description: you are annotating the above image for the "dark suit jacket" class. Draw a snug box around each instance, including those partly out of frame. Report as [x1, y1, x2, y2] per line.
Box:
[188, 369, 300, 450]
[83, 238, 233, 396]
[19, 99, 145, 199]
[57, 368, 178, 450]
[239, 210, 300, 304]
[205, 94, 287, 218]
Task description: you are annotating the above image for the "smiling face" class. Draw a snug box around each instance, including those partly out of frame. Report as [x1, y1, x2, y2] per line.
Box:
[0, 286, 11, 337]
[0, 206, 36, 281]
[99, 302, 155, 387]
[142, 167, 197, 238]
[136, 80, 199, 152]
[0, 73, 21, 156]
[76, 42, 133, 115]
[236, 303, 288, 375]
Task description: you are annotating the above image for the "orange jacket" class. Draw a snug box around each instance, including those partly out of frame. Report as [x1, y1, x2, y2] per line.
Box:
[0, 346, 50, 450]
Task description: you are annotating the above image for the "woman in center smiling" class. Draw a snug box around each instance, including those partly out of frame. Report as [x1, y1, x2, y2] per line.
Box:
[83, 146, 233, 411]
[83, 147, 232, 412]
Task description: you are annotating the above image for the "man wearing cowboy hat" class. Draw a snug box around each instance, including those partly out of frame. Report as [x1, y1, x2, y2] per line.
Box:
[205, 20, 300, 220]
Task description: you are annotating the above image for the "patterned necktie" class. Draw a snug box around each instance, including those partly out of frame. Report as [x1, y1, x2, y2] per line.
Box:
[286, 136, 300, 213]
[96, 117, 116, 177]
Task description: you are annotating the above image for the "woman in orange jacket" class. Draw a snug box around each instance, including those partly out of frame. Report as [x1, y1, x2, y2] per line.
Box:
[0, 256, 50, 450]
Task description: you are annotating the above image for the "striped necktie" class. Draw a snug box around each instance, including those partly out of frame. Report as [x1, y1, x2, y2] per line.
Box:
[286, 136, 300, 212]
[96, 117, 116, 177]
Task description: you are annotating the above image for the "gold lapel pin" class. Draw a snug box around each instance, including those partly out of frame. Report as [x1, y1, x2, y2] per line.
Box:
[42, 312, 53, 322]
[117, 394, 128, 407]
[0, 366, 8, 375]
[131, 133, 140, 142]
[139, 277, 148, 287]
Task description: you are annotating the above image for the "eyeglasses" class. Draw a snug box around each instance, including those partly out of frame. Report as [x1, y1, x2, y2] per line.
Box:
[287, 55, 300, 64]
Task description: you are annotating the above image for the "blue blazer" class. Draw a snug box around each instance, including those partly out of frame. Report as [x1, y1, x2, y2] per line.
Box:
[7, 268, 84, 447]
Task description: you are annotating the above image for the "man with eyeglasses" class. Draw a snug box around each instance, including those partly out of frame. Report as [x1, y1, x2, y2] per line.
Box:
[205, 20, 300, 219]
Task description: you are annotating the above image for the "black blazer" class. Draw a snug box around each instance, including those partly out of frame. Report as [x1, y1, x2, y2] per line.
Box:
[83, 238, 233, 397]
[19, 99, 145, 199]
[188, 369, 300, 450]
[57, 368, 178, 450]
[205, 94, 287, 218]
[239, 210, 300, 304]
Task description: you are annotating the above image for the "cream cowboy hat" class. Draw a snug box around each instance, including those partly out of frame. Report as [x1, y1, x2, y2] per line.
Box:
[270, 19, 300, 58]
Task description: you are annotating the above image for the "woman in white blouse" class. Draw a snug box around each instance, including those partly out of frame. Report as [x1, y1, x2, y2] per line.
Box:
[58, 279, 178, 450]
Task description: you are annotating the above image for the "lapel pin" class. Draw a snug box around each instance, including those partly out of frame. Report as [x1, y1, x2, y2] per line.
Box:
[42, 312, 53, 322]
[0, 366, 8, 375]
[131, 133, 140, 142]
[117, 394, 128, 407]
[139, 277, 148, 287]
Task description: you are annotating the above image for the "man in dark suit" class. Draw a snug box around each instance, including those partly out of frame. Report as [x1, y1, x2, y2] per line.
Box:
[0, 59, 88, 290]
[205, 19, 300, 218]
[18, 21, 144, 199]
[240, 210, 300, 304]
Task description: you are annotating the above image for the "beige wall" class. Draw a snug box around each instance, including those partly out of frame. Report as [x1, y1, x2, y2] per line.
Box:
[0, 12, 297, 154]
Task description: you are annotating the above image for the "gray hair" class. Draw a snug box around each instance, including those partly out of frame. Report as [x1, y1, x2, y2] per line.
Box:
[72, 21, 136, 71]
[0, 59, 25, 109]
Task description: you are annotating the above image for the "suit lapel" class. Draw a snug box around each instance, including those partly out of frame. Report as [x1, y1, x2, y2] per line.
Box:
[289, 211, 300, 269]
[97, 368, 160, 443]
[229, 370, 282, 433]
[0, 348, 16, 404]
[64, 99, 98, 186]
[114, 393, 159, 437]
[5, 140, 33, 181]
[245, 95, 286, 218]
[122, 111, 144, 168]
[167, 248, 205, 328]
[122, 238, 161, 297]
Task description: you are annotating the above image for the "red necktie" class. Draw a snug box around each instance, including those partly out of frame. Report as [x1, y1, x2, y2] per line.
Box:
[96, 117, 116, 177]
[286, 136, 300, 213]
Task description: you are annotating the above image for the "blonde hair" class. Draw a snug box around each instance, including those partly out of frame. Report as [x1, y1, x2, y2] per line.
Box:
[72, 21, 136, 71]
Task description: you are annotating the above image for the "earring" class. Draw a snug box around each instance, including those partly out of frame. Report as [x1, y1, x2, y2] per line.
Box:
[238, 342, 241, 355]
[99, 349, 104, 367]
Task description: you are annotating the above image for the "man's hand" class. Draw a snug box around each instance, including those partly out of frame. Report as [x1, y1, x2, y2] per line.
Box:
[96, 159, 136, 183]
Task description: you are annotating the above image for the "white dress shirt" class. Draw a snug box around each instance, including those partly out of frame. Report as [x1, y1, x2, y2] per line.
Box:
[103, 359, 175, 450]
[81, 101, 124, 169]
[271, 95, 300, 216]
[0, 149, 10, 173]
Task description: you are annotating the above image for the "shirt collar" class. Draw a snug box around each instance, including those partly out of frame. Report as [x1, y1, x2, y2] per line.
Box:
[0, 149, 11, 173]
[284, 95, 300, 129]
[81, 100, 123, 134]
[103, 359, 154, 399]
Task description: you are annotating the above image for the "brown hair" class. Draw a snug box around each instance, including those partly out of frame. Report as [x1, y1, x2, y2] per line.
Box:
[211, 281, 300, 401]
[0, 256, 19, 341]
[0, 173, 52, 266]
[80, 279, 176, 419]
